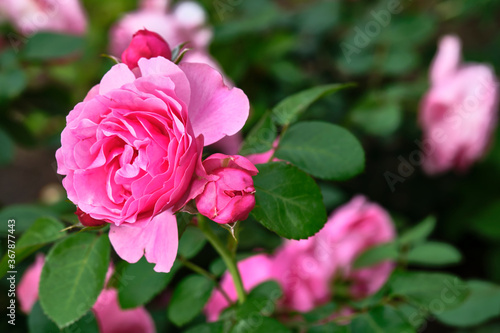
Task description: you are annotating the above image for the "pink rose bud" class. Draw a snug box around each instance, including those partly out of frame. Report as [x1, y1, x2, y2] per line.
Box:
[75, 207, 107, 227]
[121, 29, 171, 69]
[196, 154, 258, 224]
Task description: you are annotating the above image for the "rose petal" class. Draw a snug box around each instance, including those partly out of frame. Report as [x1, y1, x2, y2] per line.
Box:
[109, 211, 178, 273]
[99, 64, 136, 95]
[179, 62, 249, 145]
[93, 289, 155, 333]
[430, 35, 461, 84]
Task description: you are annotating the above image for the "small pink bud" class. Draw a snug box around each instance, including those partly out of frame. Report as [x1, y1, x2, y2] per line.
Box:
[195, 154, 258, 224]
[121, 29, 172, 69]
[75, 208, 107, 227]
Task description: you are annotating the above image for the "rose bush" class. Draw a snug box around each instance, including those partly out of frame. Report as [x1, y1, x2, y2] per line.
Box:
[56, 56, 249, 272]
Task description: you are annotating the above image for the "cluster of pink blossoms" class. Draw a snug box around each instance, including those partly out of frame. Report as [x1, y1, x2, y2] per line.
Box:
[55, 28, 256, 274]
[204, 196, 396, 321]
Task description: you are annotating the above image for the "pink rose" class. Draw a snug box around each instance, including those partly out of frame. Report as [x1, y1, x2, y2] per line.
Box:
[0, 0, 87, 36]
[246, 138, 280, 165]
[204, 254, 274, 321]
[204, 196, 396, 319]
[18, 254, 45, 313]
[56, 56, 249, 272]
[17, 257, 155, 333]
[121, 29, 172, 70]
[271, 238, 332, 312]
[314, 196, 396, 299]
[195, 154, 258, 224]
[109, 0, 219, 70]
[419, 35, 499, 174]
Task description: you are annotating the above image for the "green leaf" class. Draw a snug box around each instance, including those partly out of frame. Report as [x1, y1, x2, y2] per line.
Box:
[472, 201, 500, 239]
[183, 322, 225, 333]
[178, 226, 206, 259]
[39, 233, 110, 328]
[0, 50, 27, 100]
[349, 305, 415, 333]
[115, 257, 180, 309]
[0, 204, 57, 234]
[28, 302, 99, 333]
[168, 275, 215, 326]
[350, 97, 402, 136]
[230, 317, 291, 333]
[239, 112, 277, 156]
[23, 32, 85, 60]
[275, 122, 365, 181]
[398, 217, 436, 246]
[251, 162, 327, 239]
[436, 280, 500, 327]
[271, 84, 355, 126]
[406, 242, 461, 267]
[353, 242, 399, 269]
[236, 281, 283, 320]
[303, 302, 338, 323]
[389, 271, 469, 311]
[308, 323, 349, 333]
[0, 217, 66, 278]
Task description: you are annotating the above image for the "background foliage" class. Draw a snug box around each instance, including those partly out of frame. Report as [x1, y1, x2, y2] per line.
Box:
[2, 0, 500, 332]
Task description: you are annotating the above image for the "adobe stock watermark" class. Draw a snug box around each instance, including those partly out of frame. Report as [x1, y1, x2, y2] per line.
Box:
[384, 75, 498, 192]
[407, 277, 468, 332]
[340, 0, 414, 64]
[5, 0, 74, 52]
[213, 0, 244, 21]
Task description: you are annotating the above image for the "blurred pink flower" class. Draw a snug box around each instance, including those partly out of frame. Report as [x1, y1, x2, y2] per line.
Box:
[204, 196, 396, 319]
[110, 0, 219, 69]
[204, 254, 275, 321]
[17, 254, 44, 313]
[419, 35, 499, 174]
[195, 154, 258, 224]
[313, 195, 395, 299]
[0, 0, 87, 36]
[17, 257, 155, 333]
[56, 56, 249, 272]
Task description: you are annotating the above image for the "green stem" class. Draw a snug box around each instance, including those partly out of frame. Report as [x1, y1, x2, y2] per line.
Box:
[178, 256, 233, 305]
[197, 214, 246, 304]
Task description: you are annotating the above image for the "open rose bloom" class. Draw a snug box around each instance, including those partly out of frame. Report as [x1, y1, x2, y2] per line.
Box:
[204, 196, 396, 320]
[419, 35, 499, 174]
[56, 56, 249, 272]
